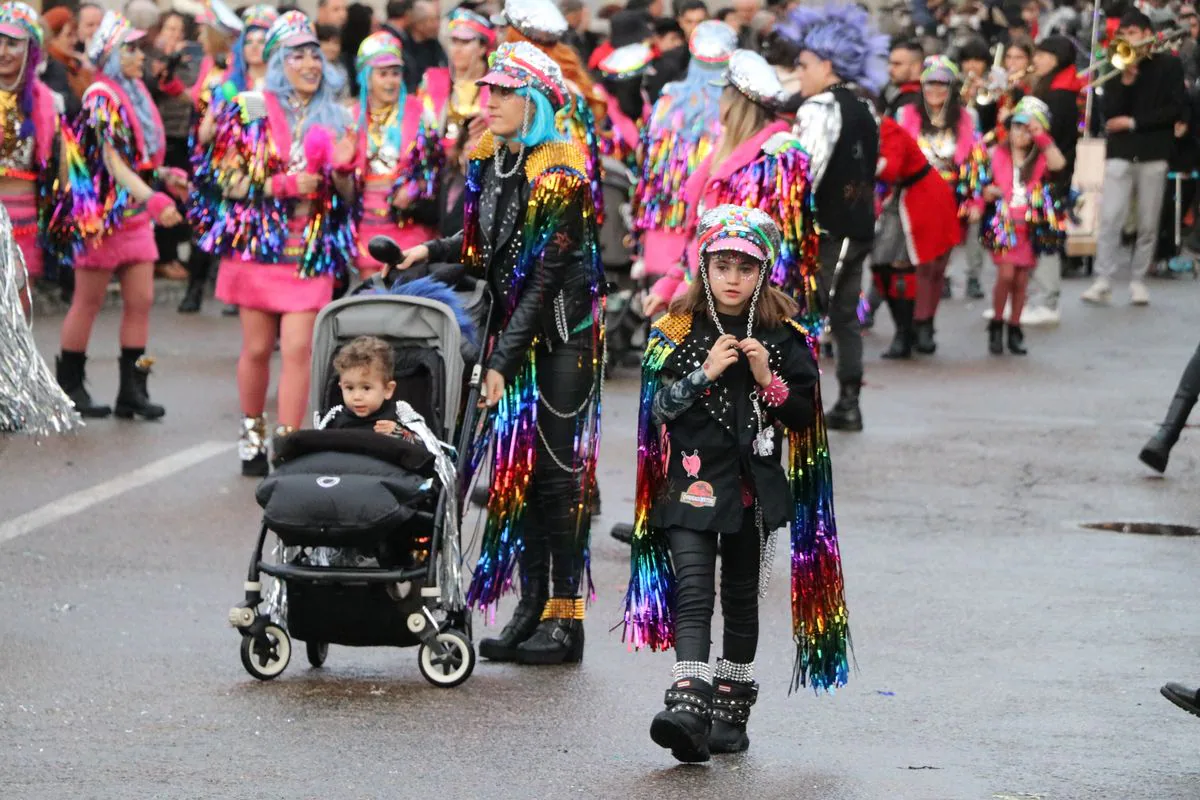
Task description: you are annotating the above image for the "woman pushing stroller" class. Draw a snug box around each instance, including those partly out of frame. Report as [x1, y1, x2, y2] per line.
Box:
[395, 42, 605, 666]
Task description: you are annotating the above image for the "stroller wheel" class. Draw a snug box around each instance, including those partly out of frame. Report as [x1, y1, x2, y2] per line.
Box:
[306, 640, 329, 668]
[240, 623, 291, 681]
[417, 629, 475, 688]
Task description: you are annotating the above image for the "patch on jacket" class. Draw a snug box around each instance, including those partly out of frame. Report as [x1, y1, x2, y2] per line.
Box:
[680, 480, 716, 508]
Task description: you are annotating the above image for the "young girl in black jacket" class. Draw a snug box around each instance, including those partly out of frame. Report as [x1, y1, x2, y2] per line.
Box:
[623, 205, 852, 763]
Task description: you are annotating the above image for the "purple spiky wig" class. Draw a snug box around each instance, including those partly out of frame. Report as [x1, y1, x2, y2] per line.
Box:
[775, 3, 889, 94]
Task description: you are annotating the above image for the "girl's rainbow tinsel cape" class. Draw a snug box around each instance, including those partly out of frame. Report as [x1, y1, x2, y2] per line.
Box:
[459, 133, 606, 619]
[622, 312, 851, 694]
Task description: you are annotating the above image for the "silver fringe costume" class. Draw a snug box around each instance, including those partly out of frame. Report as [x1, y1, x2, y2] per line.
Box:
[0, 203, 82, 436]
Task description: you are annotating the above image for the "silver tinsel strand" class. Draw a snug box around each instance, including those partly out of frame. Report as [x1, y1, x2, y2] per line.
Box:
[0, 203, 83, 436]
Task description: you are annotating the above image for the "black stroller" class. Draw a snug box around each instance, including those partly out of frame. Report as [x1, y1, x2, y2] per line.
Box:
[228, 239, 490, 687]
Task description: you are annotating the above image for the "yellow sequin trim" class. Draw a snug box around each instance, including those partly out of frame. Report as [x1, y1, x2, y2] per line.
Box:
[541, 597, 585, 620]
[469, 131, 588, 181]
[652, 312, 693, 344]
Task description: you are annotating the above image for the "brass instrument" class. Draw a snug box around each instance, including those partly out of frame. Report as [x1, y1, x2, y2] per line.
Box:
[1082, 26, 1188, 89]
[964, 44, 1004, 106]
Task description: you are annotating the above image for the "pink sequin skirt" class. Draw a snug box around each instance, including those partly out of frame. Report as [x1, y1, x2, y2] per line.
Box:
[216, 216, 334, 313]
[75, 209, 158, 272]
[2, 190, 41, 278]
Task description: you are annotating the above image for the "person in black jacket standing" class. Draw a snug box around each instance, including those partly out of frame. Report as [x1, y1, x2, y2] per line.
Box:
[780, 3, 885, 432]
[1082, 10, 1186, 307]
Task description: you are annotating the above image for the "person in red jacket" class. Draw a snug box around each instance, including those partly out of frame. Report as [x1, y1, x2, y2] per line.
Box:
[872, 114, 960, 358]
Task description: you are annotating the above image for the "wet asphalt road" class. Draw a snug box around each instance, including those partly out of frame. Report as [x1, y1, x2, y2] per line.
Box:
[3, 271, 1200, 800]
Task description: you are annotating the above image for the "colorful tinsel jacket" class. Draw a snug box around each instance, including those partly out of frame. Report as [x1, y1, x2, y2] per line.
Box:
[2, 79, 75, 268]
[980, 144, 1069, 263]
[426, 132, 605, 615]
[195, 90, 355, 279]
[648, 121, 820, 315]
[557, 90, 606, 226]
[897, 103, 987, 219]
[630, 85, 721, 276]
[624, 311, 851, 693]
[347, 93, 444, 259]
[58, 75, 167, 254]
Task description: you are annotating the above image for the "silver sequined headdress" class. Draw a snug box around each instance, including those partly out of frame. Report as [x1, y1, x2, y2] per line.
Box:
[713, 49, 786, 109]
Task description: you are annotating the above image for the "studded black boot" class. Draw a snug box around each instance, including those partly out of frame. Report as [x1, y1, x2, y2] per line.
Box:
[709, 677, 758, 754]
[56, 351, 111, 418]
[114, 351, 165, 420]
[650, 676, 713, 763]
[513, 598, 584, 665]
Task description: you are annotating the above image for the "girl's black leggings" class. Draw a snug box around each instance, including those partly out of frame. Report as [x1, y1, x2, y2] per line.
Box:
[667, 511, 761, 664]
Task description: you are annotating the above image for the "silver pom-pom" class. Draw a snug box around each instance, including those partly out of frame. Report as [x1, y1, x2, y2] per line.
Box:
[0, 203, 83, 437]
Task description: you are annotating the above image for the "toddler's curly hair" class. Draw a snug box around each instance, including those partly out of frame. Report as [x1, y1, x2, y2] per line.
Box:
[333, 336, 395, 380]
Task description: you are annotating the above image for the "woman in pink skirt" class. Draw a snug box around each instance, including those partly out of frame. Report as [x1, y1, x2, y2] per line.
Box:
[345, 30, 442, 280]
[56, 10, 185, 420]
[0, 3, 68, 317]
[206, 11, 355, 475]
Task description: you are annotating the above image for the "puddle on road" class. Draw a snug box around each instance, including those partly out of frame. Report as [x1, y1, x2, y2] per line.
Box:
[1079, 521, 1200, 537]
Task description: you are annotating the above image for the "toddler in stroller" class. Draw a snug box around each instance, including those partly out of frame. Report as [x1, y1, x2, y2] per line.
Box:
[228, 259, 485, 687]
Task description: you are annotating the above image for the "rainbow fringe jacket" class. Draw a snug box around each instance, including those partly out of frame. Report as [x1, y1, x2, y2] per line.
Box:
[453, 132, 606, 617]
[624, 312, 851, 694]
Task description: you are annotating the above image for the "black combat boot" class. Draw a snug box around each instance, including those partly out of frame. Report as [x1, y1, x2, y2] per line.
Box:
[1006, 324, 1027, 356]
[114, 351, 165, 420]
[1140, 393, 1197, 473]
[56, 350, 111, 418]
[177, 279, 204, 313]
[881, 297, 914, 360]
[1162, 682, 1200, 718]
[650, 677, 713, 763]
[479, 552, 548, 662]
[709, 677, 758, 754]
[825, 380, 863, 432]
[988, 320, 1004, 355]
[514, 598, 584, 665]
[913, 318, 937, 354]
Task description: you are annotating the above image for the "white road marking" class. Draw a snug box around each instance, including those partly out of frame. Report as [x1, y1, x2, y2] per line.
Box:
[0, 440, 233, 544]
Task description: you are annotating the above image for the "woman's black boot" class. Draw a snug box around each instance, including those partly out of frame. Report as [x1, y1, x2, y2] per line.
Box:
[913, 318, 937, 354]
[177, 279, 204, 313]
[988, 320, 1004, 355]
[478, 579, 548, 662]
[114, 351, 165, 420]
[513, 599, 584, 664]
[709, 676, 758, 754]
[650, 677, 713, 763]
[881, 297, 914, 360]
[825, 380, 863, 431]
[56, 351, 111, 418]
[1006, 324, 1027, 356]
[1140, 393, 1197, 473]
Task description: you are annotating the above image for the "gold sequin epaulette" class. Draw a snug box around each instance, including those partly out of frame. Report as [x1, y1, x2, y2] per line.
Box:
[786, 318, 816, 339]
[524, 140, 588, 181]
[469, 130, 498, 161]
[652, 312, 693, 344]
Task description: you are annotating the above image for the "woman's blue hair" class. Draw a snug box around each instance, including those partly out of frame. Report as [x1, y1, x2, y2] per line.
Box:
[264, 44, 350, 137]
[102, 50, 163, 158]
[226, 24, 272, 93]
[356, 62, 406, 154]
[514, 86, 566, 148]
[659, 59, 724, 136]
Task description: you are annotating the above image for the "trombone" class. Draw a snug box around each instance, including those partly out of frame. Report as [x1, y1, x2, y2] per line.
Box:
[1082, 26, 1188, 89]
